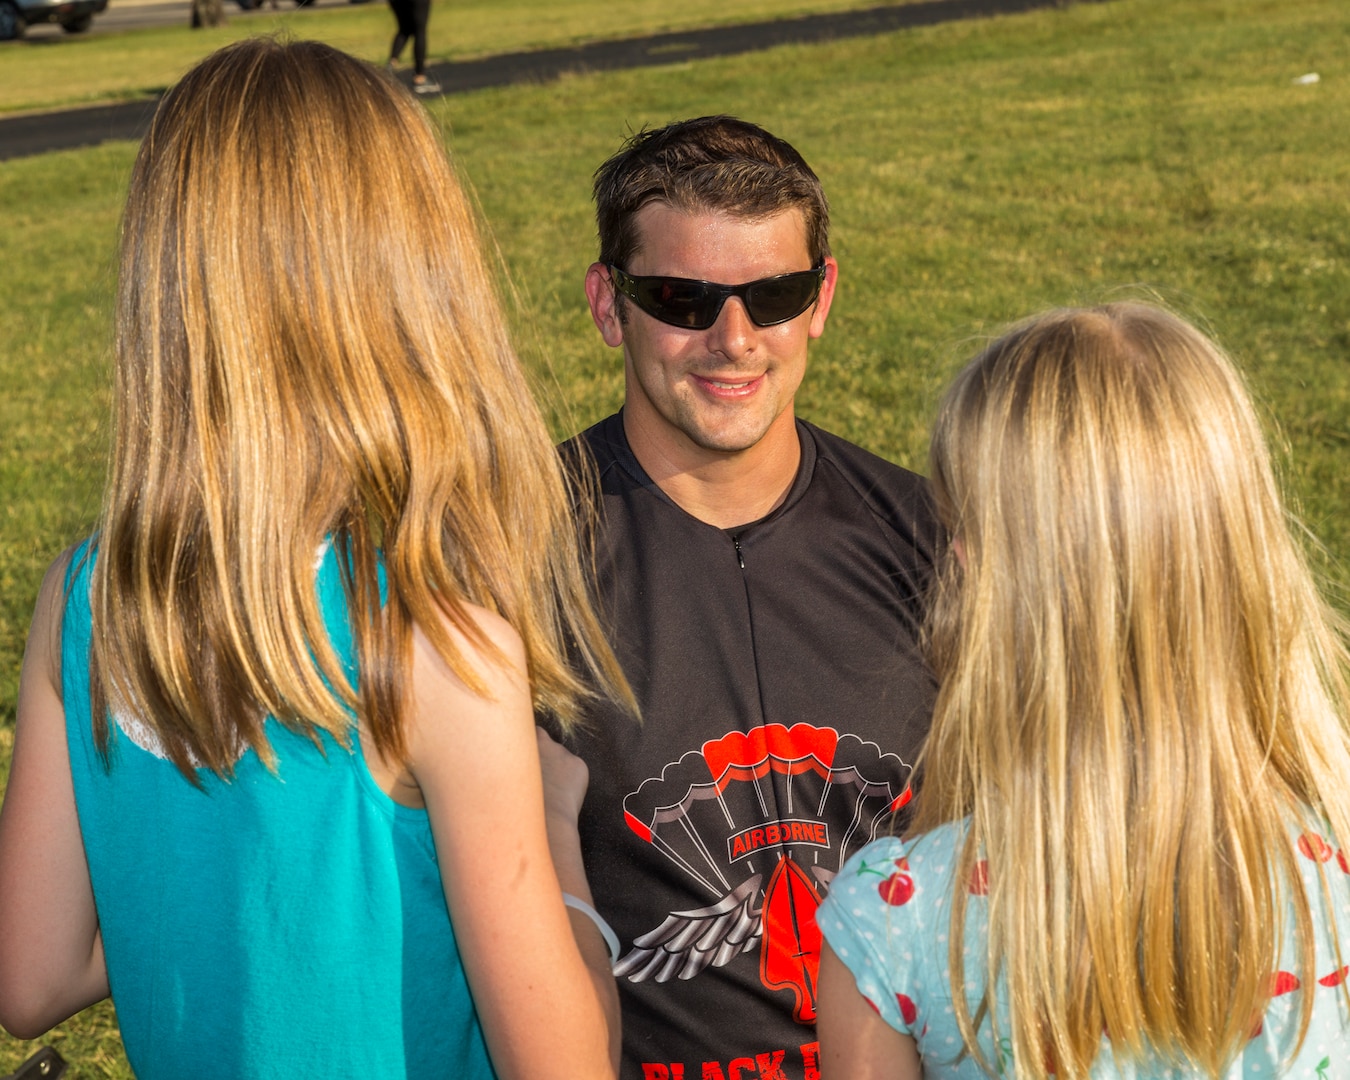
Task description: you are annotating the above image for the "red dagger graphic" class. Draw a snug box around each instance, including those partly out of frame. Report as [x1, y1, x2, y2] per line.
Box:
[759, 855, 824, 1023]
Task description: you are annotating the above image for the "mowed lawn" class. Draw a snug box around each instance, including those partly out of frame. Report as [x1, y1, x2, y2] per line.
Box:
[3, 0, 1349, 1072]
[0, 0, 924, 114]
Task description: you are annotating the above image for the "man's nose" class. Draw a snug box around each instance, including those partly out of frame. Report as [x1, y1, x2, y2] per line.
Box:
[706, 296, 756, 359]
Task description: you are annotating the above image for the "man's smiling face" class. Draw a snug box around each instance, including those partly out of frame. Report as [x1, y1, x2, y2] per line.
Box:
[597, 203, 837, 467]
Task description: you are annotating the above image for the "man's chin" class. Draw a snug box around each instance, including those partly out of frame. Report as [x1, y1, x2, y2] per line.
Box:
[684, 431, 777, 457]
[677, 419, 771, 454]
[630, 397, 795, 461]
[678, 407, 803, 457]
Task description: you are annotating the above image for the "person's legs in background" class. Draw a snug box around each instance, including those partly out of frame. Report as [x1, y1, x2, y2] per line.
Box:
[387, 0, 416, 70]
[410, 0, 439, 94]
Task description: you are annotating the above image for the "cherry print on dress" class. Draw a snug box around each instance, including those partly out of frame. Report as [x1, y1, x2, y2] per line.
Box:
[968, 859, 989, 896]
[1298, 832, 1334, 862]
[878, 857, 914, 906]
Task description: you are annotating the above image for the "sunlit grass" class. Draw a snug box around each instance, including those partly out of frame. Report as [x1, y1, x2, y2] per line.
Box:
[0, 0, 920, 113]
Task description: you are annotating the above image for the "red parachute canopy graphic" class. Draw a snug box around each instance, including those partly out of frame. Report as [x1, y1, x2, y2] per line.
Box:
[618, 723, 911, 1023]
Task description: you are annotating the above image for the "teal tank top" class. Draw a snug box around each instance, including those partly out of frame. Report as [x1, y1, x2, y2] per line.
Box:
[62, 541, 497, 1079]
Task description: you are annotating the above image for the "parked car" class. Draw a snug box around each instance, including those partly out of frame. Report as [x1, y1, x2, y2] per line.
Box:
[0, 0, 107, 38]
[232, 0, 312, 9]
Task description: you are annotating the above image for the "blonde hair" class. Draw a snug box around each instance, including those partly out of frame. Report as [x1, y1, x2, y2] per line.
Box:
[93, 38, 632, 779]
[914, 302, 1350, 1077]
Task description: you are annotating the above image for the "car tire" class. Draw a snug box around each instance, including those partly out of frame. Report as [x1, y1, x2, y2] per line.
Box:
[0, 1, 24, 40]
[61, 12, 92, 30]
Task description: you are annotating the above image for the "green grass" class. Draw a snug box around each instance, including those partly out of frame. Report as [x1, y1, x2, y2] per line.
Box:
[0, 142, 122, 802]
[0, 0, 918, 114]
[4, 0, 1350, 1072]
[444, 0, 1350, 562]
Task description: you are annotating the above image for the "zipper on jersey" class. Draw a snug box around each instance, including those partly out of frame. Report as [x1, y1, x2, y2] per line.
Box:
[732, 534, 745, 569]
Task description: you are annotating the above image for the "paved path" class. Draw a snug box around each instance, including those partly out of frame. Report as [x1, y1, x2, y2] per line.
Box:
[0, 0, 1076, 161]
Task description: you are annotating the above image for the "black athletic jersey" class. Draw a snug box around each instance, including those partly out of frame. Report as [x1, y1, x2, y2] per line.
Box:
[565, 411, 942, 1080]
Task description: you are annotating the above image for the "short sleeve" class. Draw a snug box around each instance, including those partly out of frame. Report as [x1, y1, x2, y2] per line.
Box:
[817, 835, 926, 1036]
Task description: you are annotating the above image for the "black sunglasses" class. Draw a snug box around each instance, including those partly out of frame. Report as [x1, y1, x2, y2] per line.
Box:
[608, 263, 826, 330]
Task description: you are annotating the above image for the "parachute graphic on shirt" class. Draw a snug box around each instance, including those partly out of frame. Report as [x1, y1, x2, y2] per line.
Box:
[615, 723, 911, 1024]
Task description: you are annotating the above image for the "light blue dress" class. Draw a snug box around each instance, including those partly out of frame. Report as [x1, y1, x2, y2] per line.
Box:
[817, 820, 1350, 1078]
[62, 541, 496, 1079]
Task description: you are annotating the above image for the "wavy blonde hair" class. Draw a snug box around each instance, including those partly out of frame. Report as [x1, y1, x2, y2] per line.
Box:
[914, 303, 1350, 1077]
[92, 38, 632, 779]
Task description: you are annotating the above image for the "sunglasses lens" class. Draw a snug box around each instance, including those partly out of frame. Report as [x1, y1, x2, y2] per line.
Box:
[745, 272, 822, 326]
[615, 265, 823, 329]
[634, 278, 719, 329]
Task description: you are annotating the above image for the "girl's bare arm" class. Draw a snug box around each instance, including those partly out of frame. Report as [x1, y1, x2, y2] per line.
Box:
[817, 942, 920, 1080]
[0, 553, 108, 1038]
[407, 609, 618, 1079]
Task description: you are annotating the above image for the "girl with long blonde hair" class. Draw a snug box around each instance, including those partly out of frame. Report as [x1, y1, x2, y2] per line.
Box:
[816, 303, 1350, 1077]
[0, 38, 631, 1078]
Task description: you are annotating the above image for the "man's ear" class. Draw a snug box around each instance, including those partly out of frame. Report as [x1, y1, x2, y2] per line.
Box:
[585, 262, 625, 347]
[808, 257, 839, 340]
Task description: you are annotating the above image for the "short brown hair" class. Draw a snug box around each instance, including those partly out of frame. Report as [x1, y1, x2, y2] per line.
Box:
[593, 115, 830, 269]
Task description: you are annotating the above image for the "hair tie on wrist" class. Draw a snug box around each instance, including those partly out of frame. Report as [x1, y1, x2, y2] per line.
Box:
[562, 892, 621, 967]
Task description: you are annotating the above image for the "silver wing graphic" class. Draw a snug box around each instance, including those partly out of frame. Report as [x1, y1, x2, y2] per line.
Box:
[613, 874, 763, 982]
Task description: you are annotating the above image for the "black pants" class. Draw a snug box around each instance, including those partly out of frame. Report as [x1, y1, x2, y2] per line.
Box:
[389, 0, 430, 76]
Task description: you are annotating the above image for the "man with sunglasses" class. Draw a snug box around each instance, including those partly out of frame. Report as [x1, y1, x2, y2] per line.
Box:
[553, 116, 941, 1080]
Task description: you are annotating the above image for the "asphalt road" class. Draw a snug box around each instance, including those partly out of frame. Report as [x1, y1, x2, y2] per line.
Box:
[1, 0, 1082, 160]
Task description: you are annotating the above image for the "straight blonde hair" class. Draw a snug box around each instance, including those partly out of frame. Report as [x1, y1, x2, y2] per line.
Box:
[915, 303, 1350, 1077]
[92, 38, 632, 779]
